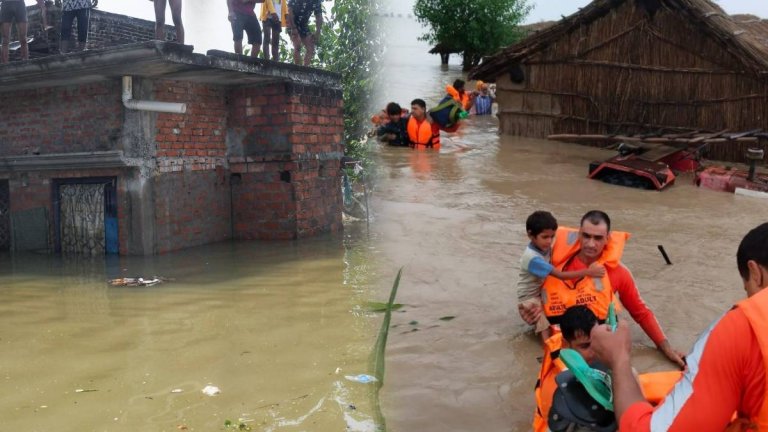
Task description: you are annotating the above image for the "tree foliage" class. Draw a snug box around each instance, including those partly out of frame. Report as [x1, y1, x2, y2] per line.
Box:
[315, 0, 384, 161]
[413, 0, 531, 70]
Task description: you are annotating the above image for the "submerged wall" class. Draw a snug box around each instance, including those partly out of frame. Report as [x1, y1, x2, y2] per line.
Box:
[0, 74, 344, 255]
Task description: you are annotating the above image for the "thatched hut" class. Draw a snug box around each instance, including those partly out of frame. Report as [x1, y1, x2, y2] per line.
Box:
[469, 0, 768, 163]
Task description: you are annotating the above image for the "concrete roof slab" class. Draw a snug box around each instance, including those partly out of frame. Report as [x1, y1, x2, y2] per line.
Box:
[0, 41, 341, 92]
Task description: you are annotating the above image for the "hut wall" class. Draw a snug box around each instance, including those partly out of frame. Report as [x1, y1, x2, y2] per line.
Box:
[496, 0, 768, 162]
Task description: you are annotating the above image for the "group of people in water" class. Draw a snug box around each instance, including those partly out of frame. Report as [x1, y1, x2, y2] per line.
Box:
[517, 210, 768, 431]
[372, 78, 496, 150]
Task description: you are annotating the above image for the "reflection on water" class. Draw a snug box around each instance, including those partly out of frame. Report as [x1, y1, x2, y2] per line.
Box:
[0, 230, 378, 431]
[374, 15, 767, 432]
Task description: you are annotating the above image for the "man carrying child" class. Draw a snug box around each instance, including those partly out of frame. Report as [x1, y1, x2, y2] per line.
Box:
[517, 211, 605, 341]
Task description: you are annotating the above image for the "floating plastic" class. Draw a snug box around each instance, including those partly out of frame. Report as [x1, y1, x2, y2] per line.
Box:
[344, 374, 377, 384]
[202, 385, 221, 396]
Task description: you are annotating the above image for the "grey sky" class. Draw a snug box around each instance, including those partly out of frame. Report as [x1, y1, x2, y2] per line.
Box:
[384, 0, 768, 21]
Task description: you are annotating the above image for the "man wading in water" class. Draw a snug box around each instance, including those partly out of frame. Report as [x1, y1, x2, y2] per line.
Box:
[519, 210, 686, 368]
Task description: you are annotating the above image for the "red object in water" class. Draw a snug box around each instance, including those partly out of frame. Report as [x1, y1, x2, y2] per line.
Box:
[588, 146, 698, 191]
[695, 166, 768, 193]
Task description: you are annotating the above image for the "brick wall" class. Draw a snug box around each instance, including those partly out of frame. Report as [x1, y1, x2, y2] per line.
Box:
[21, 5, 176, 60]
[153, 170, 231, 254]
[154, 81, 228, 160]
[0, 71, 343, 254]
[228, 82, 344, 240]
[0, 82, 122, 156]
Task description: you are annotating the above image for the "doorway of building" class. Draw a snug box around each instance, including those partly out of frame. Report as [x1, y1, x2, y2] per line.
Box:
[54, 177, 118, 255]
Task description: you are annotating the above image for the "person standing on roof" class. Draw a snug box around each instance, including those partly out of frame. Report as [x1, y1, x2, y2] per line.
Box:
[60, 0, 93, 53]
[0, 0, 48, 63]
[228, 0, 262, 58]
[260, 0, 286, 61]
[590, 222, 768, 431]
[286, 0, 322, 66]
[152, 0, 184, 44]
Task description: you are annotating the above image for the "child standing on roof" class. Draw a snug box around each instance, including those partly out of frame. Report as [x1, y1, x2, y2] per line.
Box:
[260, 0, 286, 61]
[151, 0, 184, 44]
[517, 211, 606, 341]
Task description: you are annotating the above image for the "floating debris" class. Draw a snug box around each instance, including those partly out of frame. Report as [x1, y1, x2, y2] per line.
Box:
[108, 277, 172, 287]
[344, 374, 377, 384]
[202, 385, 221, 396]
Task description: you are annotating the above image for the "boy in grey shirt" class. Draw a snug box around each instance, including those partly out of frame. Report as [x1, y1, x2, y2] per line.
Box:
[517, 211, 605, 341]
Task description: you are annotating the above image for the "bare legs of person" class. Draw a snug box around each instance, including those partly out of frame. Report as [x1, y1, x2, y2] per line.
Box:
[234, 40, 260, 58]
[289, 33, 315, 66]
[154, 0, 184, 44]
[1, 22, 29, 63]
[289, 30, 301, 65]
[301, 33, 315, 67]
[37, 0, 52, 31]
[262, 23, 280, 61]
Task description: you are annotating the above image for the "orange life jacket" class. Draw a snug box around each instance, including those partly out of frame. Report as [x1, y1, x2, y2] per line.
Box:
[533, 333, 566, 432]
[727, 288, 768, 431]
[533, 333, 684, 431]
[638, 371, 683, 405]
[541, 227, 630, 325]
[407, 116, 440, 150]
[446, 85, 470, 110]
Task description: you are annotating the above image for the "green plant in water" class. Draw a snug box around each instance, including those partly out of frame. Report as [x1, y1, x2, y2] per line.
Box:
[368, 268, 403, 431]
[223, 419, 251, 431]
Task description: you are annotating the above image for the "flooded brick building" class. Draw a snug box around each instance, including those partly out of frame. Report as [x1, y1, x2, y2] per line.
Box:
[0, 10, 343, 255]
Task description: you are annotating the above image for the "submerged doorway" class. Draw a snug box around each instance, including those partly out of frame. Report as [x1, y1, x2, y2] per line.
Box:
[54, 177, 118, 255]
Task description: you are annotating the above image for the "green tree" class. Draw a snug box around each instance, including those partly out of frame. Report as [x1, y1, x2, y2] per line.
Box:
[315, 0, 383, 162]
[413, 0, 531, 70]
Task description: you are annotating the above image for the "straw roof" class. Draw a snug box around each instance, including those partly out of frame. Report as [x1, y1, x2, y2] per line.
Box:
[470, 0, 768, 80]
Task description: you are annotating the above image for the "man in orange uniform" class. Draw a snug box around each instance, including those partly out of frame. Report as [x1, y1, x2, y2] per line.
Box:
[407, 99, 440, 150]
[535, 305, 683, 431]
[591, 222, 768, 431]
[518, 210, 686, 368]
[534, 305, 602, 431]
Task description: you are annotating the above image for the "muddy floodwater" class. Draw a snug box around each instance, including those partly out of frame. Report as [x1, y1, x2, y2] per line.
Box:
[0, 233, 379, 431]
[372, 16, 768, 432]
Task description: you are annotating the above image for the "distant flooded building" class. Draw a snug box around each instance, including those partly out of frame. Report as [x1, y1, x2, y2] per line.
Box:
[0, 8, 343, 255]
[470, 0, 768, 163]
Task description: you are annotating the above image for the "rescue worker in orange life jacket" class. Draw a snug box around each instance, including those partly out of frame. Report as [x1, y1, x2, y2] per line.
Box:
[534, 305, 683, 432]
[534, 305, 602, 432]
[519, 210, 686, 369]
[446, 78, 474, 111]
[376, 102, 409, 147]
[591, 222, 768, 431]
[407, 98, 440, 150]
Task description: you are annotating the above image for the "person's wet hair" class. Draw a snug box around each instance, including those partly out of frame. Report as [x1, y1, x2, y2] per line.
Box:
[526, 211, 558, 236]
[410, 98, 426, 109]
[386, 102, 402, 116]
[560, 305, 598, 342]
[453, 79, 465, 91]
[581, 210, 611, 232]
[737, 222, 768, 280]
